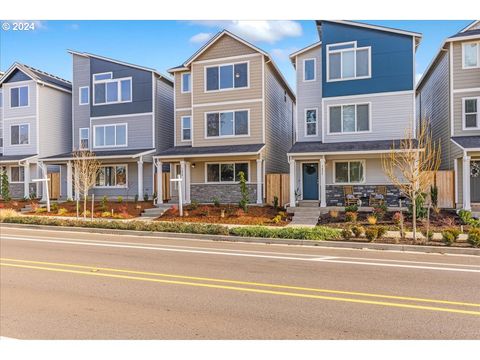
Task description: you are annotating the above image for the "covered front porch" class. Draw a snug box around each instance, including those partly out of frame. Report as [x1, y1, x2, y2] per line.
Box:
[0, 154, 39, 199]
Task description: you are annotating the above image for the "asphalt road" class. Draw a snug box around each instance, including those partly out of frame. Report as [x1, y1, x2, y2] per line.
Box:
[1, 226, 479, 339]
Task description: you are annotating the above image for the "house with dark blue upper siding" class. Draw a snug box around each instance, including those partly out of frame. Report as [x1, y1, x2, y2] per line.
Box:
[287, 20, 422, 208]
[41, 51, 173, 201]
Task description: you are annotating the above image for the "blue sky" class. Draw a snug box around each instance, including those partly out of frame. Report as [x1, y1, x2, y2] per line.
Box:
[0, 20, 472, 89]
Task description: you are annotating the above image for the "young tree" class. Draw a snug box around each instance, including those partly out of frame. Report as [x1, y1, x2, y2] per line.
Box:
[382, 121, 441, 243]
[238, 171, 249, 212]
[1, 170, 11, 201]
[73, 150, 101, 219]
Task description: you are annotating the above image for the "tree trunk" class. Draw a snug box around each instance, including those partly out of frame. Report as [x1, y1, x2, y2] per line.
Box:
[412, 197, 417, 244]
[83, 189, 87, 219]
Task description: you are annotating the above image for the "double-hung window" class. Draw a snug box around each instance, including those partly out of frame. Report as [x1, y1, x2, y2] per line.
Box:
[206, 110, 248, 137]
[10, 86, 29, 107]
[11, 124, 29, 145]
[79, 128, 90, 149]
[305, 109, 317, 136]
[327, 42, 371, 81]
[463, 42, 480, 69]
[303, 58, 316, 81]
[95, 165, 127, 187]
[334, 161, 365, 184]
[10, 166, 25, 183]
[79, 86, 89, 105]
[205, 62, 248, 91]
[206, 162, 249, 183]
[93, 72, 132, 105]
[181, 116, 191, 141]
[94, 124, 127, 147]
[329, 103, 370, 134]
[463, 97, 479, 129]
[181, 73, 191, 93]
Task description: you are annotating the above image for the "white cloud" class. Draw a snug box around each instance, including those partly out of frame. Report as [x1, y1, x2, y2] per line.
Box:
[271, 47, 299, 62]
[189, 32, 213, 44]
[415, 73, 423, 84]
[192, 20, 302, 44]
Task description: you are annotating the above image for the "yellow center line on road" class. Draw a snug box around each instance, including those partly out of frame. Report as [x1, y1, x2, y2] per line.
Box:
[2, 258, 480, 312]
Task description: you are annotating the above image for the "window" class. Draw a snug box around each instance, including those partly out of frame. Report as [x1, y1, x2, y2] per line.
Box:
[94, 124, 127, 147]
[181, 73, 191, 93]
[205, 62, 248, 91]
[329, 103, 370, 134]
[93, 73, 132, 105]
[95, 165, 127, 187]
[305, 108, 317, 136]
[181, 116, 191, 141]
[10, 166, 25, 183]
[334, 161, 365, 184]
[79, 86, 89, 105]
[463, 97, 479, 129]
[206, 110, 248, 137]
[79, 128, 89, 149]
[10, 86, 29, 107]
[304, 58, 316, 81]
[11, 124, 29, 145]
[206, 162, 249, 183]
[327, 42, 371, 81]
[463, 42, 480, 69]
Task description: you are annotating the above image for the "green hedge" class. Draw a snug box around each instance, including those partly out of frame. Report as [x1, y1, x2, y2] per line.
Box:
[229, 226, 341, 240]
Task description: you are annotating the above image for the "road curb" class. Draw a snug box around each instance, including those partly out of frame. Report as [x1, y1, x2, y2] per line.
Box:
[2, 223, 479, 256]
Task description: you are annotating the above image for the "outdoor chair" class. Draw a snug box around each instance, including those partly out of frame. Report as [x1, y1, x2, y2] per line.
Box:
[369, 186, 386, 207]
[343, 186, 359, 206]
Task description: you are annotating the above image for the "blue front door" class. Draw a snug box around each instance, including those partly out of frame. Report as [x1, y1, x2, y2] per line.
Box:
[302, 163, 319, 200]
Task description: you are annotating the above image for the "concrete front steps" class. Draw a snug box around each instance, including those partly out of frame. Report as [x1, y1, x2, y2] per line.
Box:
[140, 204, 171, 219]
[286, 206, 322, 227]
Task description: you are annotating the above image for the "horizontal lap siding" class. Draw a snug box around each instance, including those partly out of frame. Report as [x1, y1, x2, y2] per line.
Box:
[2, 80, 37, 119]
[175, 109, 192, 146]
[156, 78, 174, 152]
[3, 116, 37, 155]
[325, 155, 395, 185]
[453, 90, 480, 136]
[452, 41, 480, 90]
[195, 35, 257, 61]
[174, 72, 191, 109]
[73, 54, 91, 150]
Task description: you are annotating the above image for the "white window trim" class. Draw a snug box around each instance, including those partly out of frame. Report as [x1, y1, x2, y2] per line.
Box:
[79, 86, 89, 105]
[326, 41, 372, 82]
[94, 164, 128, 188]
[92, 75, 133, 106]
[9, 85, 29, 108]
[204, 109, 251, 139]
[10, 123, 30, 146]
[332, 160, 366, 185]
[181, 72, 191, 94]
[180, 115, 192, 141]
[304, 108, 318, 137]
[93, 72, 113, 81]
[462, 96, 480, 130]
[93, 123, 128, 148]
[79, 127, 90, 150]
[204, 161, 251, 184]
[204, 61, 250, 93]
[303, 58, 316, 82]
[462, 41, 480, 70]
[9, 165, 25, 183]
[327, 102, 372, 135]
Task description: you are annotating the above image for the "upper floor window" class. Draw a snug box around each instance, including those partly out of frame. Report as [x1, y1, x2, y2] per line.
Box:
[181, 116, 191, 141]
[205, 62, 248, 91]
[327, 42, 371, 82]
[93, 73, 132, 105]
[79, 128, 90, 149]
[10, 166, 25, 183]
[206, 110, 249, 138]
[305, 108, 317, 136]
[79, 86, 89, 105]
[181, 73, 191, 93]
[329, 103, 370, 134]
[10, 86, 29, 108]
[463, 97, 479, 129]
[463, 42, 480, 69]
[11, 124, 29, 145]
[94, 124, 127, 147]
[303, 58, 316, 81]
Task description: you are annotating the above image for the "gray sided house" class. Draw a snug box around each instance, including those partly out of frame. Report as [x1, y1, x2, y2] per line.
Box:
[417, 20, 480, 212]
[0, 63, 72, 200]
[41, 51, 173, 201]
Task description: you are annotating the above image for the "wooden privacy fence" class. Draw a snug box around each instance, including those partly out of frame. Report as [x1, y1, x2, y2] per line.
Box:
[266, 173, 290, 207]
[48, 172, 60, 200]
[427, 170, 455, 209]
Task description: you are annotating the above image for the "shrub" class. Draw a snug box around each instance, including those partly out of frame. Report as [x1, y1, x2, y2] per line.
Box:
[458, 210, 472, 225]
[143, 193, 149, 202]
[238, 171, 249, 212]
[82, 210, 91, 217]
[430, 185, 438, 208]
[50, 202, 59, 212]
[189, 200, 199, 210]
[35, 207, 47, 214]
[469, 219, 480, 228]
[134, 194, 139, 203]
[341, 227, 353, 240]
[0, 208, 19, 220]
[273, 196, 279, 210]
[101, 211, 111, 218]
[117, 196, 123, 203]
[468, 228, 480, 248]
[212, 197, 220, 207]
[271, 214, 282, 224]
[408, 193, 427, 219]
[367, 215, 377, 225]
[372, 204, 388, 220]
[234, 208, 245, 217]
[329, 210, 339, 219]
[57, 208, 69, 216]
[352, 225, 365, 238]
[392, 212, 403, 225]
[441, 217, 456, 228]
[229, 226, 341, 241]
[345, 204, 358, 213]
[345, 211, 357, 222]
[365, 227, 379, 242]
[422, 230, 434, 241]
[198, 206, 210, 217]
[1, 171, 11, 201]
[101, 196, 108, 212]
[442, 228, 461, 246]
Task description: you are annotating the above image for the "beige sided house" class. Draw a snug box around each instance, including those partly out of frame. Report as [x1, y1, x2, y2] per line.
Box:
[417, 20, 480, 212]
[154, 30, 295, 205]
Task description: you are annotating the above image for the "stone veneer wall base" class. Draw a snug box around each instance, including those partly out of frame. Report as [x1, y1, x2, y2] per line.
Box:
[191, 184, 258, 204]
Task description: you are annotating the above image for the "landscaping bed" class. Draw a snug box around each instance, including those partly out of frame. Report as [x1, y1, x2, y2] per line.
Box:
[0, 199, 38, 211]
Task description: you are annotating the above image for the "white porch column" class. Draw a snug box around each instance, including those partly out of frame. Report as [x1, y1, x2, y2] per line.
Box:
[66, 161, 73, 200]
[180, 160, 186, 204]
[289, 159, 296, 207]
[156, 160, 163, 204]
[320, 157, 326, 207]
[137, 158, 144, 199]
[256, 159, 263, 204]
[185, 161, 191, 204]
[23, 162, 30, 198]
[39, 162, 48, 202]
[463, 155, 471, 211]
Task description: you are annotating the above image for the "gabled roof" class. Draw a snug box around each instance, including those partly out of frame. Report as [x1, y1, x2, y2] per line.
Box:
[449, 28, 480, 39]
[68, 50, 173, 85]
[0, 62, 72, 93]
[451, 136, 480, 151]
[459, 20, 480, 33]
[289, 41, 322, 66]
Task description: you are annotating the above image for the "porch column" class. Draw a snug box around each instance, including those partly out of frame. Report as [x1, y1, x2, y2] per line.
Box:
[463, 155, 471, 211]
[289, 159, 296, 207]
[156, 160, 163, 205]
[39, 162, 48, 202]
[66, 161, 73, 200]
[180, 160, 187, 204]
[256, 159, 263, 204]
[185, 161, 191, 204]
[23, 162, 30, 198]
[137, 158, 144, 199]
[320, 157, 326, 207]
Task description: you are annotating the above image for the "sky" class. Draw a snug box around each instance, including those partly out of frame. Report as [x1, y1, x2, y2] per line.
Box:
[0, 20, 473, 90]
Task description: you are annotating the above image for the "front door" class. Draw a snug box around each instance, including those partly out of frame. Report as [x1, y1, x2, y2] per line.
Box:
[472, 161, 480, 202]
[302, 163, 319, 200]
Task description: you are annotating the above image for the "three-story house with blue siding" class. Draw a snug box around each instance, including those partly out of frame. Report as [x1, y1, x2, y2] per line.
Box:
[41, 51, 173, 201]
[287, 20, 422, 208]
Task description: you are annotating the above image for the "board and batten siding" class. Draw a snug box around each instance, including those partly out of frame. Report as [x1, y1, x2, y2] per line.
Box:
[452, 41, 480, 90]
[174, 71, 191, 110]
[322, 91, 415, 143]
[72, 54, 91, 150]
[295, 45, 322, 142]
[175, 109, 192, 146]
[155, 77, 174, 152]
